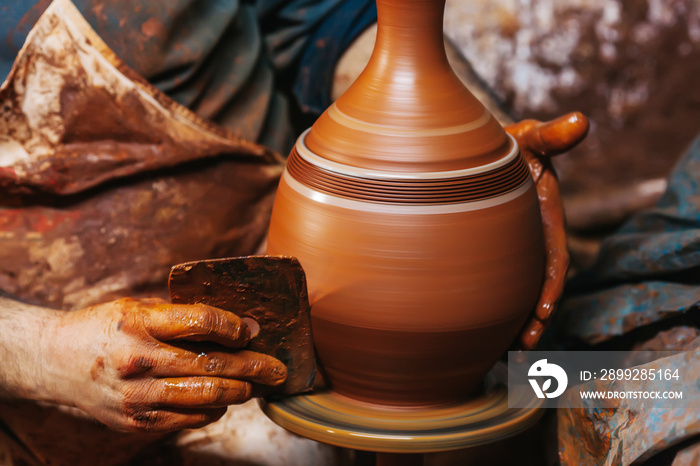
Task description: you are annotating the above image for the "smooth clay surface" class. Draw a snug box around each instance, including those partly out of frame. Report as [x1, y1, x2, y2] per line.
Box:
[268, 169, 543, 405]
[305, 0, 512, 173]
[268, 0, 545, 406]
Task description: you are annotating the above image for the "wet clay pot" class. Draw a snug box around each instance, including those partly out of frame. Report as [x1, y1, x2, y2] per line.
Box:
[268, 0, 544, 406]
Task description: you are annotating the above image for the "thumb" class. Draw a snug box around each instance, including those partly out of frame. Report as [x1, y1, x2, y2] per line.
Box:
[519, 112, 589, 157]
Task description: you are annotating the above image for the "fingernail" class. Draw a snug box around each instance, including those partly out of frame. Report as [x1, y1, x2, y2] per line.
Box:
[234, 321, 251, 343]
[241, 317, 260, 338]
[271, 363, 288, 382]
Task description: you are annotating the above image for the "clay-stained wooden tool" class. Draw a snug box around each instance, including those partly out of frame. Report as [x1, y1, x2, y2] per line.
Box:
[168, 256, 315, 395]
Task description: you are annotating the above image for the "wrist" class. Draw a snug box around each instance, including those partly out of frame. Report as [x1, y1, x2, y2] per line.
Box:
[35, 309, 71, 404]
[37, 304, 116, 410]
[0, 298, 63, 402]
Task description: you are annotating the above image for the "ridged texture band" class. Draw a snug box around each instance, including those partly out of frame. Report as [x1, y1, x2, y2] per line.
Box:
[287, 136, 530, 204]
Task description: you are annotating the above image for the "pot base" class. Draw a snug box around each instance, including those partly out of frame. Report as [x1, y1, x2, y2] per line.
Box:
[260, 362, 544, 453]
[311, 315, 527, 407]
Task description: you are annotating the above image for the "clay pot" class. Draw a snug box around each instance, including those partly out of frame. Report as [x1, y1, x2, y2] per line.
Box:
[268, 0, 544, 406]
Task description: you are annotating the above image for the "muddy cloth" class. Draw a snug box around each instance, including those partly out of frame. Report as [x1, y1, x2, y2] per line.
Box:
[558, 135, 700, 345]
[554, 136, 700, 465]
[0, 0, 377, 152]
[0, 0, 285, 308]
[0, 1, 374, 464]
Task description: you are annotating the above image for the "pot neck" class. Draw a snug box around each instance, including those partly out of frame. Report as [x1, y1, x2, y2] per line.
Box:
[370, 0, 449, 73]
[302, 0, 512, 172]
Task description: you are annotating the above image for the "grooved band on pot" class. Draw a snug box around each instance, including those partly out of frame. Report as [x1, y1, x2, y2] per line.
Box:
[286, 135, 531, 204]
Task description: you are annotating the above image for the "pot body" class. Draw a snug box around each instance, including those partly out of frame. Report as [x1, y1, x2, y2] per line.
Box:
[268, 0, 546, 407]
[267, 136, 544, 406]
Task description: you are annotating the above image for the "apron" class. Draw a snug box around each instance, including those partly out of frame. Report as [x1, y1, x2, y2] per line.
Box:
[0, 2, 336, 464]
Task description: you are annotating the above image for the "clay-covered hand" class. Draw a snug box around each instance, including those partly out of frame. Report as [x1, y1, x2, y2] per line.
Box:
[505, 113, 589, 350]
[40, 298, 287, 432]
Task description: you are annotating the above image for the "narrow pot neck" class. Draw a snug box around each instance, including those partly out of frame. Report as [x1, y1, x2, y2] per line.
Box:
[372, 0, 449, 71]
[303, 0, 512, 172]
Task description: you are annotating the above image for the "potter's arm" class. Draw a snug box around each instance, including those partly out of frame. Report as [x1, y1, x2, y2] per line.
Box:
[506, 113, 590, 350]
[0, 296, 59, 400]
[0, 296, 287, 432]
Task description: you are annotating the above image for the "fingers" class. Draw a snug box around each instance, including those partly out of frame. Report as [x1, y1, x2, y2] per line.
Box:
[120, 406, 228, 433]
[520, 258, 568, 350]
[504, 118, 539, 140]
[120, 347, 287, 386]
[521, 320, 546, 351]
[534, 112, 589, 155]
[137, 297, 169, 305]
[537, 166, 570, 323]
[143, 303, 251, 348]
[507, 112, 589, 158]
[146, 377, 253, 408]
[534, 238, 569, 324]
[114, 376, 262, 432]
[520, 165, 570, 350]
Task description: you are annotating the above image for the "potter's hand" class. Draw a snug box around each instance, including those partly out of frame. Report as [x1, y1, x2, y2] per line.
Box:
[506, 113, 589, 350]
[40, 298, 287, 432]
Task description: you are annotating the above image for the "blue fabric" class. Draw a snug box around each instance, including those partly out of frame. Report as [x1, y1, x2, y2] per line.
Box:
[558, 135, 700, 344]
[0, 0, 51, 80]
[292, 0, 377, 114]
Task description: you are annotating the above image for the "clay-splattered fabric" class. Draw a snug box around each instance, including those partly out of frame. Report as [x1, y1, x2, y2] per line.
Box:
[0, 2, 340, 465]
[557, 346, 700, 466]
[560, 136, 700, 345]
[554, 136, 700, 464]
[1, 0, 293, 154]
[0, 1, 282, 195]
[0, 0, 378, 154]
[0, 0, 283, 310]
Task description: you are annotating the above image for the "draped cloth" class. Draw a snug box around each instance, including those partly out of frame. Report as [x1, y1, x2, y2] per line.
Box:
[0, 0, 375, 463]
[0, 0, 378, 154]
[555, 137, 700, 465]
[559, 135, 700, 345]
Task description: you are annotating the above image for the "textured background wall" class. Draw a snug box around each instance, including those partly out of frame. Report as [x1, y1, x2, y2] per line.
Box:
[444, 0, 700, 201]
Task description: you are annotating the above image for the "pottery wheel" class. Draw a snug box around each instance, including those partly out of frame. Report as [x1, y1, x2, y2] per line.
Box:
[259, 362, 543, 453]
